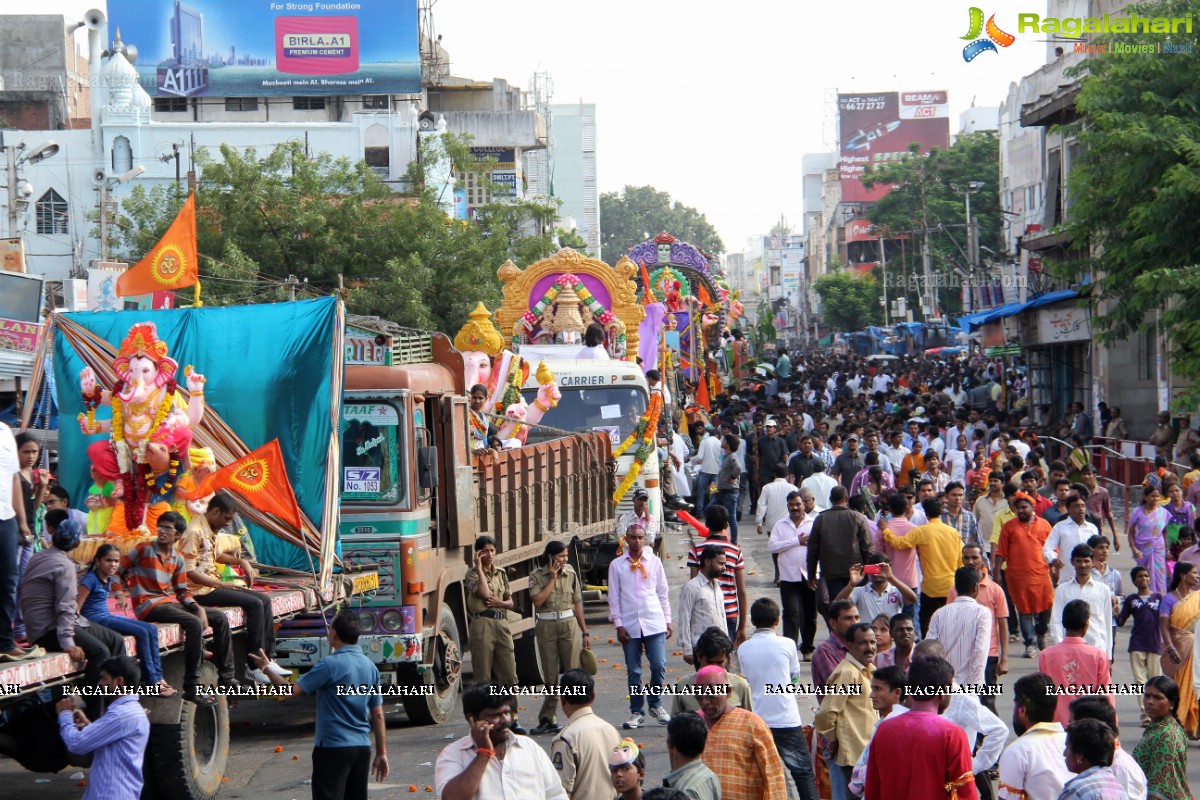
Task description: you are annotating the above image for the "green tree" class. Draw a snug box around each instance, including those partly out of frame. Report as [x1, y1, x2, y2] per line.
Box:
[598, 185, 724, 263]
[115, 137, 561, 334]
[861, 131, 1001, 316]
[1064, 0, 1200, 390]
[813, 270, 882, 333]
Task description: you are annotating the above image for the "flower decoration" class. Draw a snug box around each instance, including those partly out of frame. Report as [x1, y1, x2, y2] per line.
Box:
[612, 393, 663, 503]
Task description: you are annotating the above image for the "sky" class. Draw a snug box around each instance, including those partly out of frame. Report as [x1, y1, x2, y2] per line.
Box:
[39, 0, 1046, 253]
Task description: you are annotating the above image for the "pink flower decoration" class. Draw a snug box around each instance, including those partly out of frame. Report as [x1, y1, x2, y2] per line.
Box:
[555, 274, 577, 288]
[599, 312, 615, 325]
[522, 311, 537, 324]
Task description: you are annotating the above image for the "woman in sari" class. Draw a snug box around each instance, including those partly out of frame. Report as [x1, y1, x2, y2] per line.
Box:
[1162, 480, 1195, 541]
[1130, 485, 1170, 594]
[1157, 561, 1200, 739]
[1133, 676, 1194, 800]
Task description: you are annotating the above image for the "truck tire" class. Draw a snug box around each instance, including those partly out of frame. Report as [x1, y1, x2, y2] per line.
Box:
[402, 604, 462, 725]
[148, 662, 229, 800]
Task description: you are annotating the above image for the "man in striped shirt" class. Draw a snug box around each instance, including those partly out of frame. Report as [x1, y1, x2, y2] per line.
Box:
[119, 511, 235, 706]
[925, 566, 993, 687]
[686, 504, 748, 646]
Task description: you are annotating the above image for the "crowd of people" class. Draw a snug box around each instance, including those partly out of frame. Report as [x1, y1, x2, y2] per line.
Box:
[6, 345, 1200, 799]
[437, 351, 1200, 799]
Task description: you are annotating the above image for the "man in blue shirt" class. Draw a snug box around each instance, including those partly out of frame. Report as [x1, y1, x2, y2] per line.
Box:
[56, 655, 150, 800]
[251, 609, 389, 800]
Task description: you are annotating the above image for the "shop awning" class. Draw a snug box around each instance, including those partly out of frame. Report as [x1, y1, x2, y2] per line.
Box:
[956, 289, 1080, 333]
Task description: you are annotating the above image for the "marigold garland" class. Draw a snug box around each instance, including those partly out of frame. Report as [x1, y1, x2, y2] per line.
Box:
[612, 393, 663, 504]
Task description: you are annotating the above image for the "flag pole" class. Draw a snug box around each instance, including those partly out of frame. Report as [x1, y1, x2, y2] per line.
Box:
[193, 280, 203, 308]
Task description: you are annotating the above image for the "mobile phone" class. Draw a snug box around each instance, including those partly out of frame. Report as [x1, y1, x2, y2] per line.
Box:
[862, 564, 882, 575]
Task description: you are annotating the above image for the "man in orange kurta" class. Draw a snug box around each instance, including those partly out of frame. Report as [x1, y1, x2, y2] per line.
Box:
[992, 493, 1054, 658]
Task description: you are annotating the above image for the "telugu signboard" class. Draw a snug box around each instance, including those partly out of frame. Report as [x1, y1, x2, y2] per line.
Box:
[838, 91, 950, 203]
[108, 0, 420, 98]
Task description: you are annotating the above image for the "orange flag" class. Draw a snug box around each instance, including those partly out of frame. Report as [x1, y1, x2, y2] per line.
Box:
[117, 194, 199, 297]
[197, 439, 303, 530]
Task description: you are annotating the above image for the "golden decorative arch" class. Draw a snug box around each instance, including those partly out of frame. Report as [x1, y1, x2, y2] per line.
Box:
[494, 249, 646, 358]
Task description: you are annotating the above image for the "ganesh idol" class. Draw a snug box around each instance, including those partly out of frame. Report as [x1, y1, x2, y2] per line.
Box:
[454, 303, 560, 448]
[78, 322, 207, 534]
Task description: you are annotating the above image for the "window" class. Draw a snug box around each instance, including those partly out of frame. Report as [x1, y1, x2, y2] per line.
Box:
[341, 400, 406, 505]
[1139, 329, 1157, 381]
[111, 136, 133, 174]
[35, 189, 68, 235]
[154, 97, 187, 112]
[224, 97, 259, 112]
[363, 95, 389, 110]
[293, 96, 326, 110]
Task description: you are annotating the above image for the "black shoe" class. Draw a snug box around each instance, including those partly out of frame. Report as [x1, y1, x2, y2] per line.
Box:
[219, 679, 241, 691]
[529, 719, 562, 736]
[511, 723, 528, 736]
[664, 511, 680, 523]
[664, 495, 694, 512]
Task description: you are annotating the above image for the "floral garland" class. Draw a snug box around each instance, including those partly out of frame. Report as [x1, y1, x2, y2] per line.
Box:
[612, 393, 664, 503]
[111, 381, 178, 470]
[78, 386, 104, 434]
[521, 273, 618, 331]
[144, 454, 182, 502]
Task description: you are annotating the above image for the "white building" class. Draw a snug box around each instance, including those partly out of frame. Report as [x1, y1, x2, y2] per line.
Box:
[547, 102, 599, 258]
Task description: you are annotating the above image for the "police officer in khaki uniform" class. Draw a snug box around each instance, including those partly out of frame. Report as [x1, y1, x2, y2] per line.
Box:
[550, 669, 620, 798]
[464, 535, 525, 733]
[529, 540, 589, 735]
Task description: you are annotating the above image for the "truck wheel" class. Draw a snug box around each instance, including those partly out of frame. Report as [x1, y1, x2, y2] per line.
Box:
[148, 662, 229, 800]
[402, 605, 462, 725]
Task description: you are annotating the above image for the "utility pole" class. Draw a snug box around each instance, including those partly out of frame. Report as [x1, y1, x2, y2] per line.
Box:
[4, 135, 18, 238]
[879, 230, 889, 326]
[920, 168, 934, 322]
[99, 183, 109, 261]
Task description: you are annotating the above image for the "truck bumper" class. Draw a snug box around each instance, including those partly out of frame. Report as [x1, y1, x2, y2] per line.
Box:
[275, 634, 424, 668]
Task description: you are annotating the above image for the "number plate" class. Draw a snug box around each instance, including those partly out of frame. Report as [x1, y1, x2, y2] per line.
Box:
[344, 467, 381, 493]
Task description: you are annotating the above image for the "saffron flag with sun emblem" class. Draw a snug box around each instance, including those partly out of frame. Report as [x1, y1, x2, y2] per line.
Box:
[116, 194, 199, 297]
[197, 438, 303, 531]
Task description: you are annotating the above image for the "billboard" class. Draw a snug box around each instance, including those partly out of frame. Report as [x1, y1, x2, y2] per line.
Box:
[838, 91, 950, 203]
[108, 0, 420, 98]
[780, 247, 805, 290]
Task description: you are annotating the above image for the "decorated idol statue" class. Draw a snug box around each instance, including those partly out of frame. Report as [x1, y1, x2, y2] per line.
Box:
[454, 303, 561, 438]
[78, 322, 206, 533]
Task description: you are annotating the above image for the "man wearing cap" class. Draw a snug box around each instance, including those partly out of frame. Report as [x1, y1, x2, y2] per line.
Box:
[831, 435, 865, 491]
[530, 540, 589, 736]
[756, 419, 789, 499]
[550, 669, 620, 799]
[617, 489, 660, 550]
[690, 426, 723, 513]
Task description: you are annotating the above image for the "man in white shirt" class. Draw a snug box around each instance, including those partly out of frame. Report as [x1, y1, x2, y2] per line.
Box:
[871, 372, 892, 394]
[925, 566, 993, 687]
[738, 598, 820, 800]
[998, 673, 1072, 800]
[689, 428, 723, 513]
[677, 547, 727, 664]
[913, 639, 1008, 799]
[973, 475, 1007, 556]
[1043, 493, 1099, 583]
[879, 430, 910, 481]
[1047, 543, 1113, 654]
[769, 492, 817, 658]
[607, 523, 673, 729]
[801, 461, 837, 510]
[0, 421, 38, 661]
[435, 682, 569, 800]
[757, 464, 794, 585]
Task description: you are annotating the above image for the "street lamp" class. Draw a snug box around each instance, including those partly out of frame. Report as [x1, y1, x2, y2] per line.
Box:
[2, 134, 61, 237]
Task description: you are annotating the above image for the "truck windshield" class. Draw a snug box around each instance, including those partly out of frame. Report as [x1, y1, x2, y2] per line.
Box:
[520, 386, 648, 446]
[341, 400, 406, 505]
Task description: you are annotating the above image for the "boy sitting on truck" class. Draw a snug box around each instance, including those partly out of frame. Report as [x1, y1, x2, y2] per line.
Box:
[120, 511, 236, 706]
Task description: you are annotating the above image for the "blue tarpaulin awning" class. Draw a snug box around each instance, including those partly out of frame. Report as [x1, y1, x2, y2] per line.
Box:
[956, 289, 1080, 333]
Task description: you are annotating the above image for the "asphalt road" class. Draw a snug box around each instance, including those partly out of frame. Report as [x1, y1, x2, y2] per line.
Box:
[3, 512, 1199, 799]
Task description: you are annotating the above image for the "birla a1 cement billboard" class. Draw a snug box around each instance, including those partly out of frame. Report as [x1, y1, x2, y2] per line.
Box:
[838, 91, 951, 203]
[107, 0, 420, 98]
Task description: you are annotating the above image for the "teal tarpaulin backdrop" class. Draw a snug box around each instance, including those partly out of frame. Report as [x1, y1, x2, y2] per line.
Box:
[53, 298, 340, 572]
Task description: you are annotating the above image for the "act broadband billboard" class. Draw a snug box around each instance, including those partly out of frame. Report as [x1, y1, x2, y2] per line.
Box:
[108, 0, 420, 97]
